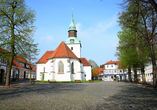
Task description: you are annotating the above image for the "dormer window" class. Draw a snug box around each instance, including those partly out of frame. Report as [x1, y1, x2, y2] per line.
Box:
[70, 39, 74, 43]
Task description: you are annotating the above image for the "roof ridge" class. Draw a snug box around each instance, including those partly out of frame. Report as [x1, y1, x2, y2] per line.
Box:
[64, 42, 69, 57]
[51, 42, 62, 58]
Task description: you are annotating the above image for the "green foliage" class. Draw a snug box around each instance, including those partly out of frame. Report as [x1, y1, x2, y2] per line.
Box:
[35, 80, 102, 83]
[0, 0, 38, 86]
[100, 64, 104, 68]
[116, 76, 119, 82]
[117, 2, 151, 70]
[0, 0, 38, 58]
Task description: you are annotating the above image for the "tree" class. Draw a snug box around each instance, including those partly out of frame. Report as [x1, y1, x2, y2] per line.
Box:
[92, 67, 99, 79]
[88, 59, 99, 69]
[100, 64, 104, 68]
[116, 26, 150, 83]
[24, 40, 38, 84]
[118, 1, 157, 87]
[0, 0, 38, 86]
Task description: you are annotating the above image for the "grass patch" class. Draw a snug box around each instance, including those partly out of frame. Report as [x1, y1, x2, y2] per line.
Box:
[35, 80, 102, 83]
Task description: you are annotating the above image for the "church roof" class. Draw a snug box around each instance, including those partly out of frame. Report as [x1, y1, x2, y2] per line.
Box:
[79, 58, 91, 66]
[37, 51, 54, 63]
[48, 41, 78, 59]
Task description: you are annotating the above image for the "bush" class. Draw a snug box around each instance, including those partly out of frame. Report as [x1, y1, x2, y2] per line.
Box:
[116, 77, 119, 82]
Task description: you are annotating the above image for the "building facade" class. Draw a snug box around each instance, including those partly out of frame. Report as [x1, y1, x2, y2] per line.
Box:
[0, 48, 36, 83]
[36, 15, 92, 81]
[102, 60, 142, 82]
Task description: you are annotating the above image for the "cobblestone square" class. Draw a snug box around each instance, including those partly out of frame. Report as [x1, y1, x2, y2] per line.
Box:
[0, 82, 157, 110]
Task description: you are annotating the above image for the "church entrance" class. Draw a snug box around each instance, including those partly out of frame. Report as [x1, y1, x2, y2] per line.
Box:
[0, 69, 5, 83]
[42, 74, 44, 81]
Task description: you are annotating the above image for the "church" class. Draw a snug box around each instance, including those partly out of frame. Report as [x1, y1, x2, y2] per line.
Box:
[36, 15, 92, 81]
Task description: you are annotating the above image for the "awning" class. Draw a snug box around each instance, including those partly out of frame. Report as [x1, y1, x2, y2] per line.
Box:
[119, 74, 125, 76]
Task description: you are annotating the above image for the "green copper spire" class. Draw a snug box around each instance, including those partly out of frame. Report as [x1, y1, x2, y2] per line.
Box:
[69, 12, 76, 30]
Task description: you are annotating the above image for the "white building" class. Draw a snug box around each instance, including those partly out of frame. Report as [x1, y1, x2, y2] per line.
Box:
[0, 48, 36, 83]
[102, 60, 142, 82]
[145, 62, 153, 82]
[36, 15, 92, 81]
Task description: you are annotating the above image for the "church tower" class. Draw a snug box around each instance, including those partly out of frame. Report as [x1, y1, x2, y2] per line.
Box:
[65, 13, 81, 58]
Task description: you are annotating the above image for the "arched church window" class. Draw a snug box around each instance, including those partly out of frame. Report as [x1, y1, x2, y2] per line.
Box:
[71, 62, 74, 74]
[58, 61, 64, 73]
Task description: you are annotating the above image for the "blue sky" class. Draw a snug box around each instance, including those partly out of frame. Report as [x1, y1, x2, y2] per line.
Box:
[25, 0, 123, 66]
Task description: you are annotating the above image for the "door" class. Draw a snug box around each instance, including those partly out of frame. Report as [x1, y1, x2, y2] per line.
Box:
[42, 74, 44, 81]
[0, 69, 2, 83]
[0, 69, 4, 83]
[24, 71, 26, 79]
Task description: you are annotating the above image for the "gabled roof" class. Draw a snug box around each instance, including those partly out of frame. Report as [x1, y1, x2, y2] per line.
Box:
[105, 60, 120, 65]
[99, 68, 103, 73]
[80, 58, 91, 66]
[103, 65, 105, 69]
[0, 48, 34, 70]
[15, 55, 28, 63]
[48, 41, 78, 59]
[37, 51, 54, 63]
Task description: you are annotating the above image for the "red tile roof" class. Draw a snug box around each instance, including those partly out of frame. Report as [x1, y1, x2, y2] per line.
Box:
[99, 68, 103, 73]
[15, 55, 28, 63]
[79, 58, 91, 66]
[37, 51, 54, 63]
[0, 48, 34, 70]
[103, 65, 105, 69]
[105, 60, 120, 65]
[48, 41, 78, 59]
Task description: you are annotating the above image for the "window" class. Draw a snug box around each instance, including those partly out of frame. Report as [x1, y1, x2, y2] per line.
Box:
[71, 47, 73, 50]
[20, 63, 24, 67]
[111, 65, 113, 67]
[26, 65, 29, 68]
[120, 70, 122, 72]
[107, 65, 109, 68]
[43, 67, 45, 72]
[71, 62, 74, 74]
[70, 39, 74, 43]
[58, 61, 64, 73]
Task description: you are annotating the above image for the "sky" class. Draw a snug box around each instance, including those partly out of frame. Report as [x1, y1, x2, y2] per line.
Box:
[25, 0, 123, 66]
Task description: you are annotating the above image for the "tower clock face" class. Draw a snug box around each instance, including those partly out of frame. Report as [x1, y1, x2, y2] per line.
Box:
[70, 39, 74, 43]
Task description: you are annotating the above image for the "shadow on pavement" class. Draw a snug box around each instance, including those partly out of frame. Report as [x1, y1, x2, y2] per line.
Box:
[0, 83, 87, 100]
[96, 83, 157, 110]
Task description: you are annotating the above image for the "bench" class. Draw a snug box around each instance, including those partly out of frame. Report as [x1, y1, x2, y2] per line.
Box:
[10, 82, 18, 87]
[75, 80, 81, 82]
[48, 79, 56, 82]
[89, 80, 94, 82]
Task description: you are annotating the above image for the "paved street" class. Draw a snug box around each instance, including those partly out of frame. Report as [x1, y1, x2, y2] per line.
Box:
[0, 81, 157, 110]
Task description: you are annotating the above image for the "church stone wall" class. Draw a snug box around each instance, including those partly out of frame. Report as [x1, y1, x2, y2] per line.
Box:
[36, 63, 46, 81]
[83, 66, 92, 81]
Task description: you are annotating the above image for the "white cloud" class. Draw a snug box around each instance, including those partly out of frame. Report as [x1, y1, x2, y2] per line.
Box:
[76, 13, 118, 38]
[38, 36, 55, 44]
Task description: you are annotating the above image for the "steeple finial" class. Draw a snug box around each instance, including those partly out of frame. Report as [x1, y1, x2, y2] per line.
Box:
[69, 8, 76, 30]
[72, 8, 73, 17]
